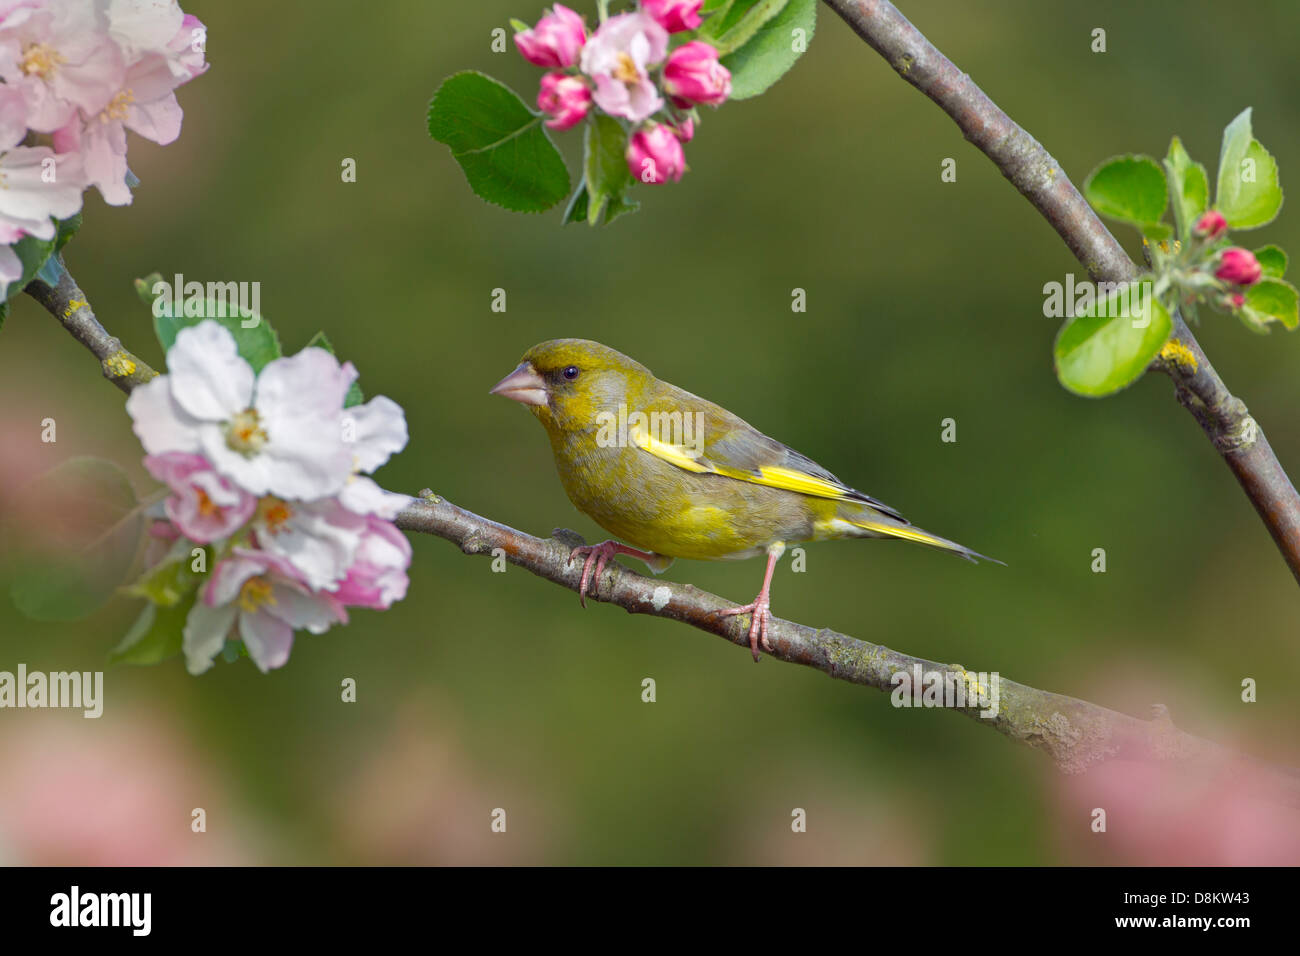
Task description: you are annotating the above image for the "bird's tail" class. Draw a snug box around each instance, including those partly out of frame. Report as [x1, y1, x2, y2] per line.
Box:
[840, 504, 1003, 565]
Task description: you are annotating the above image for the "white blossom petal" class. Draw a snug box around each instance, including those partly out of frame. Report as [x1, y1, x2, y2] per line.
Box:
[183, 600, 236, 675]
[126, 373, 203, 455]
[167, 321, 254, 421]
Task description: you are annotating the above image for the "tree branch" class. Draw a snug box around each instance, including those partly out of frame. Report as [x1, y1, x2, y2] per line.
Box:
[822, 0, 1300, 585]
[20, 265, 1300, 807]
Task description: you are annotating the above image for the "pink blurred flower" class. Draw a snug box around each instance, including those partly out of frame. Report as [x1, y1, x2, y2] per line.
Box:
[537, 71, 590, 131]
[641, 0, 703, 33]
[1193, 209, 1227, 240]
[144, 450, 257, 543]
[663, 40, 730, 107]
[669, 115, 694, 142]
[626, 122, 684, 184]
[514, 3, 586, 68]
[579, 11, 667, 123]
[1215, 247, 1262, 286]
[184, 547, 347, 675]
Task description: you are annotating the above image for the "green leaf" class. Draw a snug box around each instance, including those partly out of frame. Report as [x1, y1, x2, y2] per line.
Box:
[154, 297, 282, 374]
[134, 272, 165, 306]
[584, 114, 635, 226]
[1054, 282, 1173, 397]
[1254, 245, 1287, 279]
[1240, 277, 1299, 331]
[1164, 136, 1209, 242]
[563, 180, 590, 225]
[1083, 155, 1168, 230]
[720, 0, 816, 100]
[3, 235, 55, 302]
[304, 331, 365, 407]
[5, 457, 145, 621]
[428, 71, 571, 213]
[54, 213, 81, 254]
[109, 597, 192, 666]
[706, 0, 789, 57]
[1216, 108, 1283, 229]
[122, 542, 206, 607]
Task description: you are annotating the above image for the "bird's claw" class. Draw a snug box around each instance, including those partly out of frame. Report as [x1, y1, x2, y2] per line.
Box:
[569, 540, 632, 608]
[718, 598, 773, 662]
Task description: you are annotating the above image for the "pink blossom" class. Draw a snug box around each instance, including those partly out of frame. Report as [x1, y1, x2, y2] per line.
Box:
[663, 40, 730, 107]
[1215, 247, 1262, 286]
[537, 71, 590, 131]
[48, 2, 208, 205]
[184, 548, 347, 675]
[251, 495, 369, 591]
[1193, 209, 1227, 240]
[331, 517, 412, 611]
[514, 3, 586, 69]
[626, 122, 685, 184]
[144, 451, 257, 543]
[670, 116, 694, 142]
[0, 0, 126, 132]
[579, 11, 667, 123]
[641, 0, 703, 33]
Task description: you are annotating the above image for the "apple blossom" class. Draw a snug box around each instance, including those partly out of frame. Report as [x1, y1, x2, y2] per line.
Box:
[662, 40, 731, 108]
[330, 516, 412, 611]
[626, 122, 684, 184]
[126, 321, 357, 501]
[1215, 247, 1262, 286]
[1193, 210, 1227, 240]
[0, 0, 125, 132]
[143, 450, 257, 543]
[537, 71, 590, 131]
[183, 548, 347, 675]
[641, 0, 703, 34]
[514, 3, 586, 69]
[579, 11, 667, 124]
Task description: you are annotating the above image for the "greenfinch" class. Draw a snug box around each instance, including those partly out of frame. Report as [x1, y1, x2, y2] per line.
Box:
[490, 339, 997, 660]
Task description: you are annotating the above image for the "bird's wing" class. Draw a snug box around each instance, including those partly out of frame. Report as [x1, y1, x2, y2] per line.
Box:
[629, 385, 906, 520]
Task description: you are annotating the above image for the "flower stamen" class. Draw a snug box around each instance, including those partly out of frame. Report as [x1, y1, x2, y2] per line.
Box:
[225, 408, 268, 456]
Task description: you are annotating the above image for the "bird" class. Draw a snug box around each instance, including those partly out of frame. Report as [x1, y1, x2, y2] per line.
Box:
[489, 339, 998, 661]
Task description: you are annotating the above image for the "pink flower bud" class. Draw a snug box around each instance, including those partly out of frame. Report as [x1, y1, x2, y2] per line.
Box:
[1193, 210, 1228, 240]
[1215, 247, 1263, 286]
[514, 4, 587, 68]
[670, 117, 695, 143]
[641, 0, 703, 33]
[663, 41, 731, 107]
[537, 72, 591, 130]
[1231, 293, 1246, 308]
[626, 123, 685, 184]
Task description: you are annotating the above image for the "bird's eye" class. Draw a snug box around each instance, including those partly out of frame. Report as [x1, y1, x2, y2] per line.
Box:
[562, 365, 580, 381]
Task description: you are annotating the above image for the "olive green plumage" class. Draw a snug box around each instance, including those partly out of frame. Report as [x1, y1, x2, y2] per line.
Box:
[501, 338, 995, 568]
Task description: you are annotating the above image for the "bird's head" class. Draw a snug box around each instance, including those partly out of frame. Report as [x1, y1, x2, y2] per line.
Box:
[489, 339, 652, 433]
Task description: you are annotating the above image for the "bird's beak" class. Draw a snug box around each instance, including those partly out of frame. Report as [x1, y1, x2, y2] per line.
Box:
[489, 362, 548, 407]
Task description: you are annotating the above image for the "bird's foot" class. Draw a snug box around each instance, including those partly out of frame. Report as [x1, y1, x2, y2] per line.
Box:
[567, 540, 659, 608]
[718, 595, 773, 662]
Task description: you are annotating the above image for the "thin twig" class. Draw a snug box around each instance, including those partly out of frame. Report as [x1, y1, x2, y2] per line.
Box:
[822, 0, 1300, 584]
[21, 267, 1300, 806]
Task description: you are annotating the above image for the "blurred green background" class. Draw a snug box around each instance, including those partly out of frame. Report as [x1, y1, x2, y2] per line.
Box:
[1, 0, 1299, 865]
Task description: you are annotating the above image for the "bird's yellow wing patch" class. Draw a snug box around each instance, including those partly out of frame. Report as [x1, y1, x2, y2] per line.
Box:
[629, 426, 712, 474]
[631, 428, 858, 501]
